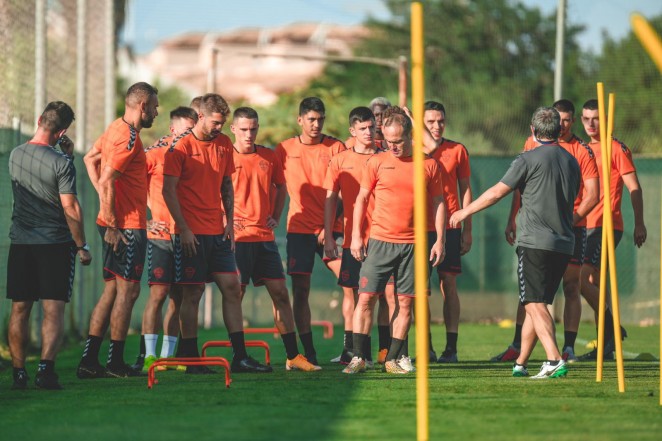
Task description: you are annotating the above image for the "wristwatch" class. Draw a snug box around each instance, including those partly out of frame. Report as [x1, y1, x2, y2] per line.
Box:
[77, 243, 90, 252]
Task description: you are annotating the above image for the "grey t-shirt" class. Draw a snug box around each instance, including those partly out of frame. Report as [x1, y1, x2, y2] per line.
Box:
[9, 142, 77, 244]
[501, 144, 580, 255]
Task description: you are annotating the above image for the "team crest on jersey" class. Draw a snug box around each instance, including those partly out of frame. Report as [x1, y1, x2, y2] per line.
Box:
[153, 267, 164, 279]
[135, 264, 144, 276]
[360, 276, 369, 288]
[184, 267, 196, 279]
[258, 160, 269, 172]
[288, 257, 296, 269]
[341, 270, 350, 282]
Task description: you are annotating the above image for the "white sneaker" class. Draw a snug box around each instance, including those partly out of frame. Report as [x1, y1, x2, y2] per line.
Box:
[530, 360, 568, 379]
[342, 356, 366, 374]
[397, 355, 416, 373]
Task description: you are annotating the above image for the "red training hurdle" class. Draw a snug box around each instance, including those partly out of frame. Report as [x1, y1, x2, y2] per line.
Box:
[201, 340, 271, 365]
[147, 357, 231, 389]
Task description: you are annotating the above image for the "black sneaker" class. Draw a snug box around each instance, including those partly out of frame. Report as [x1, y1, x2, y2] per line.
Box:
[77, 361, 107, 379]
[11, 369, 29, 390]
[35, 371, 63, 390]
[106, 363, 144, 378]
[131, 355, 145, 372]
[578, 341, 615, 361]
[231, 356, 273, 373]
[185, 365, 216, 375]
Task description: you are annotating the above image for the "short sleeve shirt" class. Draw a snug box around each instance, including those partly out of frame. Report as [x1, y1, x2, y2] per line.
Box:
[501, 145, 580, 254]
[9, 142, 77, 244]
[146, 134, 178, 240]
[275, 135, 346, 235]
[94, 118, 147, 229]
[163, 132, 235, 235]
[232, 145, 285, 242]
[362, 153, 443, 244]
[585, 138, 636, 231]
[429, 138, 471, 228]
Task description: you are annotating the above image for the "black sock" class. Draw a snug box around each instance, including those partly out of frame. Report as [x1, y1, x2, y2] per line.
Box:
[299, 332, 316, 358]
[363, 336, 373, 361]
[429, 332, 436, 353]
[513, 325, 523, 349]
[228, 332, 248, 360]
[174, 332, 183, 357]
[563, 331, 577, 350]
[386, 338, 406, 361]
[445, 332, 458, 353]
[13, 367, 27, 380]
[603, 310, 615, 342]
[548, 359, 560, 366]
[352, 333, 369, 359]
[138, 334, 146, 357]
[403, 337, 409, 357]
[281, 332, 299, 360]
[107, 340, 125, 367]
[81, 335, 103, 365]
[378, 325, 391, 350]
[38, 359, 55, 373]
[343, 331, 353, 352]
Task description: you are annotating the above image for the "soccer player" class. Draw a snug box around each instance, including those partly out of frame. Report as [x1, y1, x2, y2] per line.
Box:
[78, 82, 159, 379]
[230, 106, 320, 371]
[8, 102, 92, 390]
[451, 106, 580, 379]
[494, 99, 599, 363]
[275, 97, 346, 365]
[577, 99, 647, 360]
[421, 100, 473, 363]
[163, 93, 271, 374]
[324, 106, 383, 365]
[343, 106, 446, 375]
[132, 106, 198, 372]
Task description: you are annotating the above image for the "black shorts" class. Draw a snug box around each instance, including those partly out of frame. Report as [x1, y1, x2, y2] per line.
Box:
[235, 241, 285, 286]
[148, 238, 174, 285]
[568, 227, 587, 267]
[285, 232, 341, 275]
[7, 242, 76, 302]
[358, 238, 431, 297]
[173, 234, 238, 285]
[583, 227, 623, 268]
[338, 250, 362, 288]
[436, 228, 462, 276]
[99, 226, 147, 283]
[516, 247, 570, 305]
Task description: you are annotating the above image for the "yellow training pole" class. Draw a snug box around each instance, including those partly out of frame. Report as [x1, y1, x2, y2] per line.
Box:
[411, 3, 429, 441]
[596, 82, 608, 382]
[605, 93, 626, 392]
[630, 11, 662, 407]
[631, 13, 662, 73]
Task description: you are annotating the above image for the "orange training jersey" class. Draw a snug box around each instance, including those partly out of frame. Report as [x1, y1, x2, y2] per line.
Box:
[323, 148, 378, 248]
[430, 138, 471, 229]
[523, 134, 599, 227]
[362, 153, 443, 243]
[145, 135, 172, 240]
[275, 135, 346, 234]
[163, 132, 235, 235]
[95, 118, 147, 229]
[585, 137, 636, 231]
[232, 145, 285, 242]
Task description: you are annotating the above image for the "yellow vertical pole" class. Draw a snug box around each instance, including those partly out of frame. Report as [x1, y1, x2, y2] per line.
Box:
[605, 93, 625, 392]
[596, 82, 608, 382]
[630, 11, 662, 407]
[411, 3, 429, 441]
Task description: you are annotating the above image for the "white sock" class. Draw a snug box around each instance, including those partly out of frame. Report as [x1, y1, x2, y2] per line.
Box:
[145, 334, 159, 358]
[160, 335, 178, 358]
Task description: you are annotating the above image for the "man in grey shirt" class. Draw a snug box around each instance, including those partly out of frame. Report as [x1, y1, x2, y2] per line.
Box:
[450, 107, 579, 379]
[7, 101, 92, 390]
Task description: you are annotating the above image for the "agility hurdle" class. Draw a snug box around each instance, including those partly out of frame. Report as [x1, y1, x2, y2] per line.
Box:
[201, 340, 271, 365]
[147, 357, 232, 389]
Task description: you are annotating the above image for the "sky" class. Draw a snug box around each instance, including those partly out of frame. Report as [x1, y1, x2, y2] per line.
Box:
[123, 0, 662, 55]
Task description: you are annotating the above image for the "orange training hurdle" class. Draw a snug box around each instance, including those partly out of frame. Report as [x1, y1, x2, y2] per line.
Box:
[201, 340, 271, 365]
[311, 320, 334, 339]
[147, 357, 231, 389]
[244, 327, 280, 338]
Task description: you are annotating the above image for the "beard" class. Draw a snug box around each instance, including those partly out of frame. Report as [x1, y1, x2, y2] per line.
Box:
[141, 114, 155, 128]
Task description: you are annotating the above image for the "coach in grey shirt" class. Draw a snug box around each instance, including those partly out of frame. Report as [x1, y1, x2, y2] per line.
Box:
[450, 106, 580, 380]
[7, 101, 92, 390]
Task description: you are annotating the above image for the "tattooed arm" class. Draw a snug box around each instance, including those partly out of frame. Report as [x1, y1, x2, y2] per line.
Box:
[221, 175, 235, 248]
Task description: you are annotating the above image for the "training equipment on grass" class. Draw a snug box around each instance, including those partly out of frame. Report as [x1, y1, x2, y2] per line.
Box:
[147, 357, 232, 389]
[310, 320, 334, 339]
[201, 340, 271, 365]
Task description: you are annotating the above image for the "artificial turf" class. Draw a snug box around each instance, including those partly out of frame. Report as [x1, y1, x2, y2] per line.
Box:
[0, 322, 660, 441]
